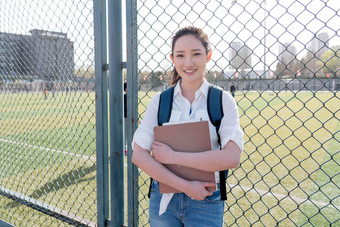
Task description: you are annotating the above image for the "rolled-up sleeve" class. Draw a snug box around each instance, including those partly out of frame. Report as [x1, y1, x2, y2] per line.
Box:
[131, 93, 160, 151]
[219, 92, 244, 151]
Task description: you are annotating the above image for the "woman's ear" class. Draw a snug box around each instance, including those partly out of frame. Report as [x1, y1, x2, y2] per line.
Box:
[206, 51, 212, 63]
[170, 53, 174, 63]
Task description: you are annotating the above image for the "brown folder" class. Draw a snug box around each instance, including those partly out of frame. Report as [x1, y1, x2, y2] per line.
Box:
[154, 120, 216, 193]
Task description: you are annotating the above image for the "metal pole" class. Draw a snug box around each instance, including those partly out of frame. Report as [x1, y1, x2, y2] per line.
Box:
[94, 0, 109, 226]
[126, 0, 139, 226]
[263, 0, 267, 91]
[108, 0, 124, 226]
[0, 219, 13, 227]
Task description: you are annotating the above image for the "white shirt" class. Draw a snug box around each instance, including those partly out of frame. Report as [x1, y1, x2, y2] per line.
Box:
[132, 79, 244, 152]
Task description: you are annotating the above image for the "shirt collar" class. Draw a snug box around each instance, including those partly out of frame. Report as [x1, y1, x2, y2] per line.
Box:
[198, 79, 210, 98]
[173, 79, 210, 98]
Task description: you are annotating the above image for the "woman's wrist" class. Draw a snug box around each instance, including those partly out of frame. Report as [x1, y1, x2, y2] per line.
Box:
[172, 150, 184, 166]
[176, 178, 191, 193]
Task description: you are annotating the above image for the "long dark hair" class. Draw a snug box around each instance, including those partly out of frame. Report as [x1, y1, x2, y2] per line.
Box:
[170, 26, 211, 86]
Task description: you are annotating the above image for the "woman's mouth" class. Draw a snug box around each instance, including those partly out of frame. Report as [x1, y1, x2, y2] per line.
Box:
[183, 69, 197, 75]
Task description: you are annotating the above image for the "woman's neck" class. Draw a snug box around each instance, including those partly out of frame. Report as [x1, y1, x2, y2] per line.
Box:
[180, 79, 204, 103]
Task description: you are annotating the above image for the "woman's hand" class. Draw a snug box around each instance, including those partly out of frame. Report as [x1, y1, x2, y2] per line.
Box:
[183, 181, 216, 200]
[151, 141, 176, 164]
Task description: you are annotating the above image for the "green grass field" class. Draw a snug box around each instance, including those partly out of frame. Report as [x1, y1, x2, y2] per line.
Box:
[0, 92, 97, 226]
[0, 90, 339, 226]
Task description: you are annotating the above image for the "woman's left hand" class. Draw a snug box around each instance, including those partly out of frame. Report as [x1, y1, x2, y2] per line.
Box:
[151, 141, 176, 164]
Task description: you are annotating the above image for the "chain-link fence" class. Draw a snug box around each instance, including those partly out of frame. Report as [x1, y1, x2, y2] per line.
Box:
[0, 0, 96, 226]
[1, 0, 339, 226]
[133, 0, 340, 226]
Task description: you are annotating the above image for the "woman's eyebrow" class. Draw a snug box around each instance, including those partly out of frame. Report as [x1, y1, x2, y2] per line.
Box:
[175, 49, 203, 53]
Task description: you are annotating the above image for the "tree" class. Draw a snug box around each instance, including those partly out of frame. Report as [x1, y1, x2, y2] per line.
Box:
[275, 61, 287, 78]
[74, 66, 94, 79]
[149, 71, 163, 88]
[292, 59, 304, 77]
[138, 71, 149, 84]
[317, 46, 340, 76]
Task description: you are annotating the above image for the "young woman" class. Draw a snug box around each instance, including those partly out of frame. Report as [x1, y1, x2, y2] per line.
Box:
[132, 26, 244, 227]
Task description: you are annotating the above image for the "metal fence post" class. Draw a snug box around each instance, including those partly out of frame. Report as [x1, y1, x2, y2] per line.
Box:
[108, 0, 124, 226]
[94, 0, 109, 226]
[126, 0, 139, 226]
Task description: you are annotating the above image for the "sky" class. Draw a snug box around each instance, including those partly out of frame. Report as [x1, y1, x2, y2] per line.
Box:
[136, 0, 340, 72]
[1, 0, 339, 72]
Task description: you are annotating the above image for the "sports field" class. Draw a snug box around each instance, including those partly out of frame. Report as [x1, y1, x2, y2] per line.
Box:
[0, 91, 97, 226]
[0, 90, 339, 226]
[136, 90, 340, 226]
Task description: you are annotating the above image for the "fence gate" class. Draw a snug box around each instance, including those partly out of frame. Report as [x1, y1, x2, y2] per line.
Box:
[0, 0, 129, 226]
[127, 0, 340, 227]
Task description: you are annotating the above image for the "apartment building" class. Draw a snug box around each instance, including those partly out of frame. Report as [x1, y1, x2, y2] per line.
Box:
[0, 29, 74, 81]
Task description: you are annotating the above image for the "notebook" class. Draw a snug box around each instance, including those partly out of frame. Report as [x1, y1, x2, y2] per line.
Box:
[154, 120, 216, 193]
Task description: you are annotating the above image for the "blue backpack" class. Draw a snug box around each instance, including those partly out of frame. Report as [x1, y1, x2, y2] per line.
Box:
[149, 85, 229, 200]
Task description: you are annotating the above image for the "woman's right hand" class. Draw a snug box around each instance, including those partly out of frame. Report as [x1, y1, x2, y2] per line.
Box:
[183, 181, 216, 200]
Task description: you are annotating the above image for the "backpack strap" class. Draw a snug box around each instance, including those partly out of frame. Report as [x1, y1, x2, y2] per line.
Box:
[157, 87, 175, 126]
[207, 85, 224, 145]
[148, 86, 175, 198]
[207, 85, 228, 201]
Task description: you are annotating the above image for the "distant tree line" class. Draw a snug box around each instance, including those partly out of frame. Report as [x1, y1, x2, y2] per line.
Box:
[275, 45, 340, 78]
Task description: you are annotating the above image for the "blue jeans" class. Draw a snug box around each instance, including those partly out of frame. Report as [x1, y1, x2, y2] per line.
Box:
[149, 181, 224, 227]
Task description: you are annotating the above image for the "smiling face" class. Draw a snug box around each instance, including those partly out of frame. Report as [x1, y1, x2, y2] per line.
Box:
[170, 34, 212, 86]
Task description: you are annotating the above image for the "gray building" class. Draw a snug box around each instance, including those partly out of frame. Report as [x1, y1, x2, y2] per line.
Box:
[304, 32, 330, 76]
[0, 33, 21, 77]
[309, 32, 329, 58]
[278, 42, 297, 65]
[0, 29, 74, 81]
[229, 41, 252, 71]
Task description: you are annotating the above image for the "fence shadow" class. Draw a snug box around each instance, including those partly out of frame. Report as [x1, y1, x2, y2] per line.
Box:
[6, 164, 96, 209]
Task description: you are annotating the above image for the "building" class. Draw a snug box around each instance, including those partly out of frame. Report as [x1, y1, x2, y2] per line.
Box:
[304, 32, 330, 77]
[276, 42, 298, 77]
[0, 32, 21, 78]
[309, 32, 329, 58]
[278, 42, 297, 65]
[0, 29, 74, 81]
[229, 41, 252, 72]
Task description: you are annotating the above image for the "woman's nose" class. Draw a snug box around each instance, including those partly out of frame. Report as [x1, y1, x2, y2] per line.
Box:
[184, 56, 193, 66]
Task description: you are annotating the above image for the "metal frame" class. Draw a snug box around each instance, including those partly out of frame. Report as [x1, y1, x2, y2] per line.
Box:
[94, 0, 109, 226]
[126, 0, 139, 226]
[108, 0, 125, 226]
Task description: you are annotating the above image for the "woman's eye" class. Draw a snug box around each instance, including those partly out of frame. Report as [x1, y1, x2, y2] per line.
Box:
[193, 53, 201, 56]
[176, 54, 183, 58]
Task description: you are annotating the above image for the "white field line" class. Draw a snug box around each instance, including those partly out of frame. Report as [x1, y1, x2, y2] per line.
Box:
[1, 138, 338, 210]
[228, 183, 340, 211]
[0, 138, 96, 161]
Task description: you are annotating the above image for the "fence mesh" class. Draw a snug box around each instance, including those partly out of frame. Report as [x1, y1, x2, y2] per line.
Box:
[0, 0, 96, 226]
[134, 0, 340, 226]
[1, 0, 339, 226]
